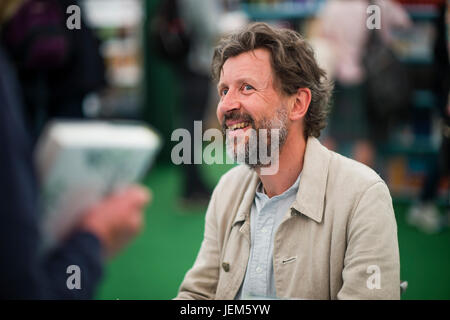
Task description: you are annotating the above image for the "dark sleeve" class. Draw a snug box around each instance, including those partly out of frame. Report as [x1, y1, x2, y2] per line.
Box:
[42, 232, 104, 299]
[0, 46, 103, 299]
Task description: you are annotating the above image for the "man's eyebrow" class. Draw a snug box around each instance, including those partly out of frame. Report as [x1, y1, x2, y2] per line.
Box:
[217, 82, 226, 91]
[217, 78, 257, 91]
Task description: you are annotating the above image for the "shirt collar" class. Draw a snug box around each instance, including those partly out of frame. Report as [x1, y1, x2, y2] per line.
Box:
[255, 170, 302, 202]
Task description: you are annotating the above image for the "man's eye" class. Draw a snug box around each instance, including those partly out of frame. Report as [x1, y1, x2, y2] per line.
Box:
[221, 88, 228, 96]
[243, 84, 254, 91]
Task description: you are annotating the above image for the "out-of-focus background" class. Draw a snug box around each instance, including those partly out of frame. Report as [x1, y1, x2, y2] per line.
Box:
[0, 0, 448, 299]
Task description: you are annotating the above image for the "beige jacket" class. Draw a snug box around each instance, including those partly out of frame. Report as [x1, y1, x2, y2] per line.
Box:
[176, 137, 400, 300]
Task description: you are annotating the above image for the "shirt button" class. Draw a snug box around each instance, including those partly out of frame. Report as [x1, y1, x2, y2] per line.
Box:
[256, 266, 262, 273]
[261, 227, 267, 233]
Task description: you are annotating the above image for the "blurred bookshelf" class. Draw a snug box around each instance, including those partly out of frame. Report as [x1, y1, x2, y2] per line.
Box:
[80, 0, 144, 119]
[403, 3, 440, 20]
[240, 0, 325, 20]
[397, 0, 443, 19]
[383, 1, 447, 203]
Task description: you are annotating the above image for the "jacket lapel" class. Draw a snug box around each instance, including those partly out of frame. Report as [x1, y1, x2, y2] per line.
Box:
[291, 137, 331, 223]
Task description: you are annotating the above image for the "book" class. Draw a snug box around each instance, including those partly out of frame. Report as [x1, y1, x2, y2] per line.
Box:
[35, 120, 162, 249]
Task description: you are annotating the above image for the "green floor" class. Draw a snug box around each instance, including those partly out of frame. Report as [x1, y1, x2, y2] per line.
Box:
[96, 163, 450, 300]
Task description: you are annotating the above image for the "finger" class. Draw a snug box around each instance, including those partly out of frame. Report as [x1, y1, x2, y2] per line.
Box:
[124, 185, 150, 206]
[126, 209, 144, 234]
[109, 186, 150, 211]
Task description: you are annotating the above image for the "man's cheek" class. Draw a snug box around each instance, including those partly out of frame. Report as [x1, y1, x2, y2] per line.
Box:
[216, 108, 223, 124]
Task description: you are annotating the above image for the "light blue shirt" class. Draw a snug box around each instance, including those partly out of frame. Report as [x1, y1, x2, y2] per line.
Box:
[235, 171, 301, 299]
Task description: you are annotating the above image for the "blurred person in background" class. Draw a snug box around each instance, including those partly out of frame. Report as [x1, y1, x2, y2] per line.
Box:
[153, 0, 247, 206]
[177, 0, 219, 205]
[310, 0, 412, 168]
[0, 0, 150, 299]
[407, 2, 450, 233]
[1, 0, 106, 143]
[178, 0, 247, 205]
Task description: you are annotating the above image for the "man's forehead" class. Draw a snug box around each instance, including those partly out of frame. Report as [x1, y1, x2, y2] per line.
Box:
[219, 49, 273, 83]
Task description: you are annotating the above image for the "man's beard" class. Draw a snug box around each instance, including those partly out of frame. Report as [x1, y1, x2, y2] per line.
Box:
[221, 106, 289, 169]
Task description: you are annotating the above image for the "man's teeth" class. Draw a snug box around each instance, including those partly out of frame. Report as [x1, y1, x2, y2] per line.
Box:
[228, 122, 250, 131]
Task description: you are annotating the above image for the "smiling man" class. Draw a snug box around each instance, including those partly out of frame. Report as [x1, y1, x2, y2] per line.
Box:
[176, 23, 400, 300]
[219, 50, 290, 176]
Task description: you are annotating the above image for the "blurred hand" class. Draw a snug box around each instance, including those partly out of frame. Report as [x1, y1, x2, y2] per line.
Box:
[79, 185, 151, 258]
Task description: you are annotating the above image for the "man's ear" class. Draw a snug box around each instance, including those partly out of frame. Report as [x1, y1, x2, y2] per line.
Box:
[289, 88, 311, 121]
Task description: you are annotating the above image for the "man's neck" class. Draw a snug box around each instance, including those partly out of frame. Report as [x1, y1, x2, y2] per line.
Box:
[256, 133, 307, 198]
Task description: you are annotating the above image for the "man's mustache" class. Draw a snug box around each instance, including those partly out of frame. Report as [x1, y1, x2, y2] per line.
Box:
[221, 111, 255, 134]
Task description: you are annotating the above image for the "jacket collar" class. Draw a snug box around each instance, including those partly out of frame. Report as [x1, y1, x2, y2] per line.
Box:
[233, 169, 259, 226]
[291, 136, 331, 223]
[232, 136, 331, 225]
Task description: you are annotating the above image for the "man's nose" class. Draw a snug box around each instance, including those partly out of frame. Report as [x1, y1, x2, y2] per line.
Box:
[218, 90, 240, 116]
